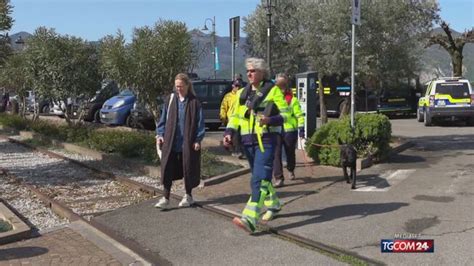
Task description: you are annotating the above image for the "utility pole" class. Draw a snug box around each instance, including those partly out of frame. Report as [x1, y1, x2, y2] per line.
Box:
[230, 16, 240, 80]
[350, 0, 361, 129]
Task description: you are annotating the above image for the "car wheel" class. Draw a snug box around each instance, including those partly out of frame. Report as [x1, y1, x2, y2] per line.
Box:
[424, 110, 432, 126]
[208, 123, 221, 131]
[93, 109, 101, 123]
[416, 108, 424, 122]
[125, 115, 133, 128]
[41, 104, 50, 114]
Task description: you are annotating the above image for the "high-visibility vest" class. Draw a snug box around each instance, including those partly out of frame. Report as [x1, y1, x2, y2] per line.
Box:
[227, 82, 290, 137]
[283, 96, 305, 132]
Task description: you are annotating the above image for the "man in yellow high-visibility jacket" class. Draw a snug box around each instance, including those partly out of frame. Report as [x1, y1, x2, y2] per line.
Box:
[220, 79, 244, 158]
[272, 73, 305, 187]
[223, 58, 290, 234]
[220, 80, 240, 125]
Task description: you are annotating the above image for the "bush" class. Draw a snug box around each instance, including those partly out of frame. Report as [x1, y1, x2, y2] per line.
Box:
[0, 113, 30, 130]
[29, 120, 66, 140]
[306, 113, 392, 166]
[87, 130, 158, 163]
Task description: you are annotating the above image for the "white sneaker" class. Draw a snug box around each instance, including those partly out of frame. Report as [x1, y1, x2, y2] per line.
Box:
[154, 197, 169, 209]
[178, 194, 195, 207]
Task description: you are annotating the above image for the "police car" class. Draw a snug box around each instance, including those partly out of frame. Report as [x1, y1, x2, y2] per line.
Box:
[417, 77, 474, 126]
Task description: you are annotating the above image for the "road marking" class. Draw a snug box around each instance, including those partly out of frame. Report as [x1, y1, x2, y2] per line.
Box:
[355, 169, 416, 192]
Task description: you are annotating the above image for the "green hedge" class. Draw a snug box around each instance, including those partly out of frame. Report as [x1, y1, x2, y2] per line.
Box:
[87, 130, 158, 163]
[0, 114, 29, 130]
[306, 114, 392, 166]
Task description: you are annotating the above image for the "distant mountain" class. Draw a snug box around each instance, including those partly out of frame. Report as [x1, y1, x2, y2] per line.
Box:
[419, 28, 474, 82]
[9, 31, 32, 51]
[190, 30, 248, 80]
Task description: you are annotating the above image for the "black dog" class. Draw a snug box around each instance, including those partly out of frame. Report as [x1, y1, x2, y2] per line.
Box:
[340, 144, 357, 189]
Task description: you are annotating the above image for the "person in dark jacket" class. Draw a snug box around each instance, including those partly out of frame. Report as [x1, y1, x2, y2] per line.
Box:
[155, 73, 206, 209]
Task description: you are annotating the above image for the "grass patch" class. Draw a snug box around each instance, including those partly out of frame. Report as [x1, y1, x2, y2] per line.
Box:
[23, 137, 53, 147]
[201, 149, 241, 179]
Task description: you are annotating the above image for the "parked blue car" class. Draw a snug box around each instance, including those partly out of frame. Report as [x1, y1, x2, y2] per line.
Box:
[100, 89, 136, 125]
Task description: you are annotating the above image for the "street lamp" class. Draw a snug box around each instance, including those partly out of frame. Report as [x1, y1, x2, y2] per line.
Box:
[263, 0, 276, 75]
[202, 16, 217, 79]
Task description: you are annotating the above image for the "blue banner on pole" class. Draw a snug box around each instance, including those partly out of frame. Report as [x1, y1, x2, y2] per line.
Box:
[215, 47, 220, 71]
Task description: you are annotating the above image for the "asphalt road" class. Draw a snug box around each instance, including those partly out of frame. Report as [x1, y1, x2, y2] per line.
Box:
[265, 118, 474, 265]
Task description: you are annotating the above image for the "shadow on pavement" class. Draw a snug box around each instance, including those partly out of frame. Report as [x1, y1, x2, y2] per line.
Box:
[410, 134, 474, 152]
[385, 153, 426, 164]
[200, 190, 322, 206]
[273, 202, 409, 231]
[0, 247, 49, 261]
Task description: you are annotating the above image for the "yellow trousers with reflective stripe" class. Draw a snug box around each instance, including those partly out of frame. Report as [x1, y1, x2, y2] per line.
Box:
[242, 180, 280, 226]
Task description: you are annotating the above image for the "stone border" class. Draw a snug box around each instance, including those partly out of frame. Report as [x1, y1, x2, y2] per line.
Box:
[0, 201, 32, 245]
[356, 140, 415, 171]
[19, 130, 161, 177]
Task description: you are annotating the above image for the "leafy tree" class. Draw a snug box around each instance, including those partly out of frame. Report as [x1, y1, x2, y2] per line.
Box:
[243, 1, 307, 76]
[98, 31, 133, 88]
[0, 52, 30, 116]
[244, 0, 438, 125]
[0, 0, 13, 65]
[100, 20, 194, 121]
[24, 27, 101, 123]
[427, 21, 474, 77]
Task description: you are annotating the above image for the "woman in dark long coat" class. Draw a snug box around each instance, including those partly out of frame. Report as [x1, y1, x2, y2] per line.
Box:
[155, 73, 205, 209]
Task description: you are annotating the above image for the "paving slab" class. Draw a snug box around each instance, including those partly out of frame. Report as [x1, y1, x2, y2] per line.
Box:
[0, 220, 151, 265]
[0, 227, 120, 265]
[194, 152, 342, 215]
[94, 198, 345, 266]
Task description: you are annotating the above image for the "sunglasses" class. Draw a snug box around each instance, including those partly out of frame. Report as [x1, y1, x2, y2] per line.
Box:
[246, 69, 257, 74]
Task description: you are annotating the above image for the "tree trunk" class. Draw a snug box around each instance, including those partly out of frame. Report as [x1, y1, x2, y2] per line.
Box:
[62, 98, 72, 125]
[451, 50, 463, 77]
[32, 101, 40, 121]
[339, 98, 350, 118]
[20, 97, 26, 118]
[318, 76, 328, 125]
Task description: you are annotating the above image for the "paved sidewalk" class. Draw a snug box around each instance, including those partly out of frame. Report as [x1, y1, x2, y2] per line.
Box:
[194, 152, 340, 215]
[0, 221, 150, 266]
[91, 149, 347, 265]
[94, 198, 345, 266]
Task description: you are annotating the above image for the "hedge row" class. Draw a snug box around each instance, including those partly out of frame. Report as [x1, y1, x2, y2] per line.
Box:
[306, 113, 392, 166]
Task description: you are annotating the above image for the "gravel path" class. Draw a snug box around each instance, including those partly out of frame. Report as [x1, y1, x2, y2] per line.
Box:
[0, 171, 68, 231]
[0, 139, 152, 228]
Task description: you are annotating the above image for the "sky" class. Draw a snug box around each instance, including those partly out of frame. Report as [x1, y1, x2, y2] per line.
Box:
[9, 0, 474, 41]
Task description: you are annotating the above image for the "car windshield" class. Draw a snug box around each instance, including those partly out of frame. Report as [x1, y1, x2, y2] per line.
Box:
[436, 82, 470, 98]
[193, 82, 230, 99]
[209, 83, 230, 98]
[119, 89, 134, 96]
[194, 84, 208, 99]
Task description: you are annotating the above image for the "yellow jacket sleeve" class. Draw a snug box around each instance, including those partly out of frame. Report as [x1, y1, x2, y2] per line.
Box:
[292, 97, 305, 128]
[270, 86, 290, 122]
[220, 93, 231, 122]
